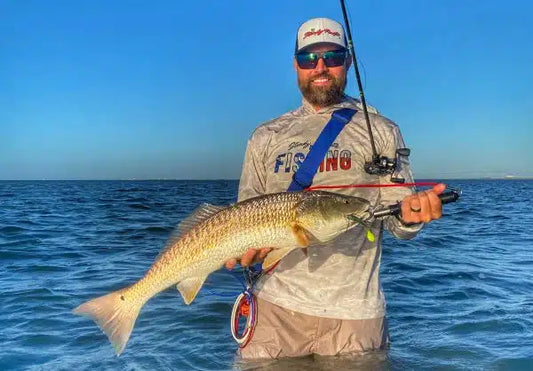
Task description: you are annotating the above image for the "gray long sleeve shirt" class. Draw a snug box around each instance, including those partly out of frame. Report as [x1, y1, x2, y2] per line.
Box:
[237, 95, 422, 320]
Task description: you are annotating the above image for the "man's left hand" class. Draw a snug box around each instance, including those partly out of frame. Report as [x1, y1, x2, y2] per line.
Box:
[399, 183, 446, 224]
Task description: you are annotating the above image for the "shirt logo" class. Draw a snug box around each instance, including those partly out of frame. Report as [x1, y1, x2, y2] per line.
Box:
[274, 149, 352, 174]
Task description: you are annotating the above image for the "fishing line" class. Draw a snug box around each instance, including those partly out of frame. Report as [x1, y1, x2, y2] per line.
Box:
[345, 0, 368, 93]
[306, 181, 439, 191]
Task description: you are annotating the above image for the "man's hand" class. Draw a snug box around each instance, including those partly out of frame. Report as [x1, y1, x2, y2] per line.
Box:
[225, 248, 273, 270]
[400, 183, 446, 224]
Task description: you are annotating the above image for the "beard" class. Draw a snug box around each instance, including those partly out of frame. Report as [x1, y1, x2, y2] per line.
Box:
[298, 72, 347, 108]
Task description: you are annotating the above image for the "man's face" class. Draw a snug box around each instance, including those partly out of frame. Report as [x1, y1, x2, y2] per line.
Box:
[294, 43, 351, 110]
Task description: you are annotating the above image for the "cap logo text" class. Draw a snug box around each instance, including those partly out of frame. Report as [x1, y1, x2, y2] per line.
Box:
[303, 28, 341, 40]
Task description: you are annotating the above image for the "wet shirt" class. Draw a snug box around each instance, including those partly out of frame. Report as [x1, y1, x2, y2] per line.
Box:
[238, 96, 422, 320]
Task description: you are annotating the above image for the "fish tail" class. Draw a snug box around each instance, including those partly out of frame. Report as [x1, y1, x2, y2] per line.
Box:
[73, 288, 142, 356]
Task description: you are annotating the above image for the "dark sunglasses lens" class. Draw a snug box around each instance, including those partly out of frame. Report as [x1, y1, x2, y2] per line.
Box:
[323, 50, 347, 67]
[296, 53, 318, 69]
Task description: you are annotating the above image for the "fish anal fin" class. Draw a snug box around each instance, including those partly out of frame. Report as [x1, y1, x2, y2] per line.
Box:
[262, 247, 296, 271]
[177, 276, 207, 305]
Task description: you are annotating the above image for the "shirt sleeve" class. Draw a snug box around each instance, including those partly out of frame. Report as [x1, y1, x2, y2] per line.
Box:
[378, 122, 424, 240]
[237, 128, 269, 202]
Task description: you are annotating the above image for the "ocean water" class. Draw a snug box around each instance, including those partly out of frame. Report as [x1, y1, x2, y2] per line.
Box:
[1, 179, 532, 370]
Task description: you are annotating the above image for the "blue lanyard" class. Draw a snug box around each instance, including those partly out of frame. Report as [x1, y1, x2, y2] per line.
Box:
[238, 108, 358, 282]
[287, 108, 357, 191]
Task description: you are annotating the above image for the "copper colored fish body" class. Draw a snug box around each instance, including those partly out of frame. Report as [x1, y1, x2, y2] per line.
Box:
[73, 191, 370, 355]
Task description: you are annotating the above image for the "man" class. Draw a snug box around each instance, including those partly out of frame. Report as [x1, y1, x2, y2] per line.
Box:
[226, 17, 445, 359]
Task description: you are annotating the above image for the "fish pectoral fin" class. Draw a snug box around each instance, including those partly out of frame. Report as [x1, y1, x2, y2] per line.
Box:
[291, 222, 310, 247]
[176, 276, 207, 305]
[262, 247, 296, 271]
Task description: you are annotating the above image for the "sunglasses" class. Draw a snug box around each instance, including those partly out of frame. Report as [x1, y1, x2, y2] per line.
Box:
[295, 49, 348, 69]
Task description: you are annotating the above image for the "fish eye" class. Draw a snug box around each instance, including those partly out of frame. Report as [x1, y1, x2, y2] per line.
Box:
[343, 200, 349, 204]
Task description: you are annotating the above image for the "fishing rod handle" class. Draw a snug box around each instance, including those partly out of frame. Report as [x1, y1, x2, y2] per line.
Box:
[375, 190, 461, 218]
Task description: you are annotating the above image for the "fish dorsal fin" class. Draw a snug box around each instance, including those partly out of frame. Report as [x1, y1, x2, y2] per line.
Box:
[177, 275, 207, 305]
[178, 203, 225, 235]
[157, 203, 225, 260]
[171, 203, 225, 242]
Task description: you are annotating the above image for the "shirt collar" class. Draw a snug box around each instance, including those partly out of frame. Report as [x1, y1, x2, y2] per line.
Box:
[300, 94, 361, 115]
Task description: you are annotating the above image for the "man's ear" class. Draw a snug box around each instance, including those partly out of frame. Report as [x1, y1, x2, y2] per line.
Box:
[293, 57, 299, 71]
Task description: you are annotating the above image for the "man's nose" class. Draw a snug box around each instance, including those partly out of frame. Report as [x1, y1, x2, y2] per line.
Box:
[314, 57, 328, 73]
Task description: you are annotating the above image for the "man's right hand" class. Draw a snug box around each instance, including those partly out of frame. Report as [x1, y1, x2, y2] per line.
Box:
[225, 248, 272, 270]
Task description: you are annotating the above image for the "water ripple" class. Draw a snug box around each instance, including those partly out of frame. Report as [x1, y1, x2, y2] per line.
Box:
[0, 179, 531, 370]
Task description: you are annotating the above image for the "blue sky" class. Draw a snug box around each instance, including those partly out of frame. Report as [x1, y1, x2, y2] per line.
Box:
[1, 0, 531, 180]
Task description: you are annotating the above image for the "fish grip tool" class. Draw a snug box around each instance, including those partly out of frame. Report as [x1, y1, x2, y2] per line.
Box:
[230, 288, 257, 348]
[230, 262, 280, 347]
[230, 266, 264, 348]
